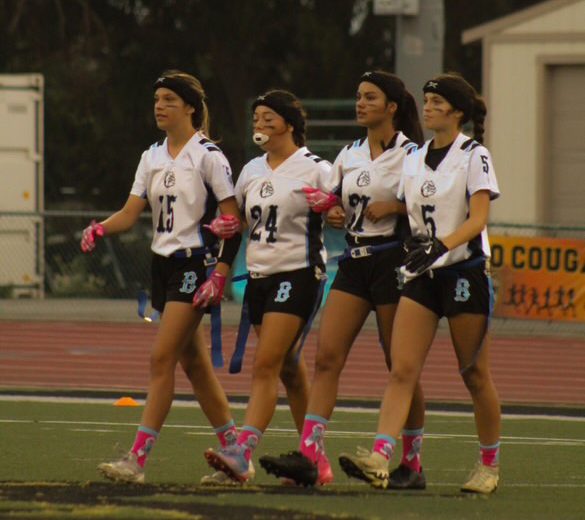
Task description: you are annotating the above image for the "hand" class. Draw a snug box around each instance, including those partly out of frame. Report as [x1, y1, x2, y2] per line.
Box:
[364, 201, 395, 223]
[203, 214, 240, 239]
[192, 271, 226, 308]
[302, 187, 340, 213]
[325, 206, 346, 228]
[80, 220, 105, 253]
[404, 236, 448, 274]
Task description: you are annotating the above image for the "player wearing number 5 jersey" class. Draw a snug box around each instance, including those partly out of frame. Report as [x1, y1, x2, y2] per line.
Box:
[84, 70, 242, 484]
[260, 71, 428, 489]
[204, 90, 333, 484]
[340, 73, 502, 495]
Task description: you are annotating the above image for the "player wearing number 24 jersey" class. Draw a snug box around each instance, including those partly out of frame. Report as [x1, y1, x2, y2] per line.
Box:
[235, 146, 332, 276]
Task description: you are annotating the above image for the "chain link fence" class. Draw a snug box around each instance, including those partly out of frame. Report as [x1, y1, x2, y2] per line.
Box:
[1, 210, 585, 336]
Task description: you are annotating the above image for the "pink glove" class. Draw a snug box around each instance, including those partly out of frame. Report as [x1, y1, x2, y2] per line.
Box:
[192, 271, 226, 308]
[203, 214, 240, 239]
[302, 187, 340, 213]
[80, 220, 105, 253]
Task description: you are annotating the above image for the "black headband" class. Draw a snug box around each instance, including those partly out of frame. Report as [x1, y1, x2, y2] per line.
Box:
[423, 79, 473, 120]
[153, 76, 203, 113]
[360, 71, 405, 104]
[251, 94, 303, 131]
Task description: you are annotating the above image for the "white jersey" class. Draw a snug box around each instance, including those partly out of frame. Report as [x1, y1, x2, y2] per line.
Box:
[331, 132, 417, 239]
[398, 132, 500, 276]
[130, 132, 235, 257]
[235, 147, 332, 276]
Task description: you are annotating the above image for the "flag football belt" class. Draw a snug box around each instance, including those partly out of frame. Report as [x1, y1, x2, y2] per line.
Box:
[171, 246, 217, 266]
[331, 240, 402, 263]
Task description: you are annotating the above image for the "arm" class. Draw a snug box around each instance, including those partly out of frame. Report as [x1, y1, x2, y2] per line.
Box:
[100, 195, 147, 235]
[404, 190, 491, 274]
[441, 190, 490, 251]
[81, 195, 146, 253]
[364, 199, 406, 223]
[192, 196, 242, 307]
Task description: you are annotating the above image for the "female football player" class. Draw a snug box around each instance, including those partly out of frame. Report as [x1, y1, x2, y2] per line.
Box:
[81, 69, 242, 484]
[203, 90, 333, 483]
[339, 72, 501, 495]
[259, 71, 428, 489]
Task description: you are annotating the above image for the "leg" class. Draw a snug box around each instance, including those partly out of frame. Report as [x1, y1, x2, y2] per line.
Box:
[280, 346, 310, 434]
[244, 313, 305, 432]
[141, 302, 202, 430]
[307, 290, 371, 418]
[375, 304, 426, 431]
[377, 298, 437, 439]
[98, 302, 201, 483]
[339, 297, 438, 489]
[260, 291, 370, 486]
[376, 304, 427, 489]
[179, 325, 232, 428]
[449, 313, 501, 494]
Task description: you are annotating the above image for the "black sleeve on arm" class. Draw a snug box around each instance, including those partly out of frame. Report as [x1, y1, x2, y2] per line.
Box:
[217, 232, 242, 267]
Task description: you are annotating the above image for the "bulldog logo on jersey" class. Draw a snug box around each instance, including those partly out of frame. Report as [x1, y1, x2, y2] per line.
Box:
[163, 170, 176, 188]
[420, 180, 437, 198]
[357, 170, 371, 187]
[260, 181, 274, 198]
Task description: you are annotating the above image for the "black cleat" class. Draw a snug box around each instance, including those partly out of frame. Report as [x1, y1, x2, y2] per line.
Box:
[388, 464, 426, 490]
[259, 451, 318, 487]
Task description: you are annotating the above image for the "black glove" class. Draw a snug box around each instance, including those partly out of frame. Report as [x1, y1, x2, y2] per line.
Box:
[404, 236, 448, 274]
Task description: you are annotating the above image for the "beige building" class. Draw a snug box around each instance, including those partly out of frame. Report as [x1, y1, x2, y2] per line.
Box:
[463, 0, 585, 225]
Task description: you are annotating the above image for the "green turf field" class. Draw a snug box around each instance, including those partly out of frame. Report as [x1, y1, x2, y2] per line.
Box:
[1, 398, 584, 519]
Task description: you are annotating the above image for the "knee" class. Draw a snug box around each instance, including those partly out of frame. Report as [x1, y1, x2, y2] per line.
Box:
[388, 363, 418, 387]
[180, 353, 205, 379]
[149, 349, 176, 376]
[461, 365, 489, 394]
[252, 355, 281, 381]
[314, 348, 344, 377]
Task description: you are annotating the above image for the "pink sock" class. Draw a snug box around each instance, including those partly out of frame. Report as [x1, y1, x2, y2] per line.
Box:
[237, 426, 262, 462]
[401, 428, 423, 473]
[131, 426, 159, 468]
[372, 434, 396, 461]
[214, 420, 238, 447]
[299, 415, 328, 463]
[480, 442, 500, 467]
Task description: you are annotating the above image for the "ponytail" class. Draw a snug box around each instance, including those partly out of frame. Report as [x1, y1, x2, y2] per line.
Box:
[360, 70, 424, 145]
[396, 91, 424, 145]
[471, 96, 487, 144]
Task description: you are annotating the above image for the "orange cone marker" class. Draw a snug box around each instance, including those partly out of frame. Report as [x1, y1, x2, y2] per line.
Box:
[114, 396, 140, 407]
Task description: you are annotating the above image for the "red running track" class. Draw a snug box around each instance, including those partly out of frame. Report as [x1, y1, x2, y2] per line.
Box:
[1, 321, 584, 406]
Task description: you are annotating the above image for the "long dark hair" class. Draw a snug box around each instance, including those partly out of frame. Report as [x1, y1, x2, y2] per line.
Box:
[360, 70, 424, 145]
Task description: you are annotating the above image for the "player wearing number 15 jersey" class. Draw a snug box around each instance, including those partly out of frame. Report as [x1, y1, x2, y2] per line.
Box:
[341, 73, 502, 495]
[204, 90, 333, 484]
[82, 70, 241, 484]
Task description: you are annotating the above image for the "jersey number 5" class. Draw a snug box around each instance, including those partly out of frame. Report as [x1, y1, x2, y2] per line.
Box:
[421, 204, 437, 238]
[250, 205, 278, 243]
[157, 195, 177, 233]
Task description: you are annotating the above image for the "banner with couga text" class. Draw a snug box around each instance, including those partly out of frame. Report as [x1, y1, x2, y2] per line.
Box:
[490, 235, 585, 322]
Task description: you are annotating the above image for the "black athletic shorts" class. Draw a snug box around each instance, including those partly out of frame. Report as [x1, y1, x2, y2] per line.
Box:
[401, 260, 493, 318]
[151, 253, 209, 312]
[244, 266, 325, 325]
[330, 237, 404, 306]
